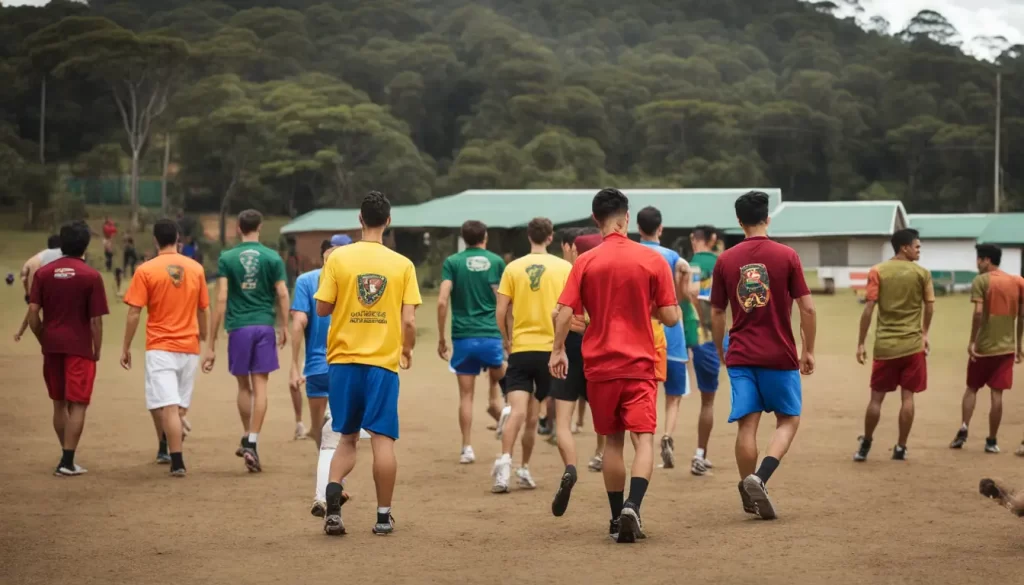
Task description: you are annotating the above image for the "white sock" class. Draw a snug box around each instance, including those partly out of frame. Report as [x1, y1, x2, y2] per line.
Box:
[696, 448, 706, 459]
[961, 423, 968, 431]
[315, 447, 335, 502]
[377, 506, 391, 515]
[248, 432, 259, 444]
[500, 453, 511, 463]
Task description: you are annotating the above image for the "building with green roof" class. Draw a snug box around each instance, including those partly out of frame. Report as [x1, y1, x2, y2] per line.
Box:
[908, 213, 1024, 277]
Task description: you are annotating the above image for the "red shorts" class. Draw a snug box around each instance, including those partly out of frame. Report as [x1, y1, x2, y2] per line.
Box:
[588, 378, 657, 435]
[870, 351, 927, 393]
[43, 354, 97, 404]
[967, 354, 1014, 391]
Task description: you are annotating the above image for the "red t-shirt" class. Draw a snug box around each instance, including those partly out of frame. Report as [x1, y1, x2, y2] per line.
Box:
[29, 257, 109, 359]
[557, 232, 677, 382]
[710, 236, 810, 370]
[103, 221, 117, 239]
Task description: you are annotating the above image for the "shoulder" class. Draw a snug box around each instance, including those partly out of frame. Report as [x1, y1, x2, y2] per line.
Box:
[505, 257, 525, 270]
[551, 256, 572, 270]
[296, 270, 319, 286]
[443, 252, 461, 264]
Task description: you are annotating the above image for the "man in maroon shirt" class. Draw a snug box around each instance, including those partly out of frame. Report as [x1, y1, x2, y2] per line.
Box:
[550, 188, 678, 543]
[28, 221, 109, 477]
[710, 191, 816, 520]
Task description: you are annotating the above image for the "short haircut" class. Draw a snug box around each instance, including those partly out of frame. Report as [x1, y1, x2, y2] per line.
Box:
[592, 188, 629, 223]
[559, 227, 581, 246]
[527, 217, 554, 245]
[461, 220, 488, 247]
[636, 206, 662, 236]
[320, 239, 333, 255]
[360, 190, 391, 228]
[237, 209, 263, 235]
[578, 226, 600, 236]
[46, 234, 60, 249]
[59, 221, 91, 258]
[734, 191, 770, 226]
[976, 243, 1002, 266]
[153, 218, 179, 248]
[692, 225, 717, 243]
[890, 228, 920, 254]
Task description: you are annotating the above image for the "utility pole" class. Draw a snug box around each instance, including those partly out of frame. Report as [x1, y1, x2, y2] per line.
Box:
[994, 72, 1002, 213]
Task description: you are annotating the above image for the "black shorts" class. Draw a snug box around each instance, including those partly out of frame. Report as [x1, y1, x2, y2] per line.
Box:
[505, 351, 557, 402]
[550, 332, 587, 402]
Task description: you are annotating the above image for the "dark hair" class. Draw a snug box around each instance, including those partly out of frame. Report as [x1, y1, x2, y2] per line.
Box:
[636, 206, 663, 236]
[592, 188, 629, 223]
[976, 244, 1002, 266]
[692, 225, 717, 243]
[527, 217, 554, 245]
[59, 221, 91, 258]
[735, 191, 770, 226]
[461, 220, 488, 247]
[320, 239, 333, 255]
[578, 226, 600, 236]
[153, 218, 179, 248]
[890, 228, 920, 254]
[559, 227, 581, 246]
[46, 234, 60, 249]
[238, 209, 263, 235]
[360, 191, 391, 228]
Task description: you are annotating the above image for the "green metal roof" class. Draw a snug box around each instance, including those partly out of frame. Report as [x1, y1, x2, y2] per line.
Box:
[978, 213, 1024, 245]
[768, 201, 907, 238]
[907, 214, 995, 239]
[279, 206, 420, 234]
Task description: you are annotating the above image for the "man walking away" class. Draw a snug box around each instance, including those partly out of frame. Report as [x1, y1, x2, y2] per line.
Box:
[15, 234, 61, 342]
[688, 225, 724, 475]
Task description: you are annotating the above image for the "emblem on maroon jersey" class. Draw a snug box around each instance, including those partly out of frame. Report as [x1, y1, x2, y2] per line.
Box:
[167, 265, 184, 287]
[737, 263, 770, 312]
[357, 273, 387, 306]
[54, 267, 75, 279]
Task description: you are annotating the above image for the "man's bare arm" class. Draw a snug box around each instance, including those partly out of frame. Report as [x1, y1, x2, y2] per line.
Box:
[122, 306, 142, 355]
[27, 304, 43, 343]
[857, 301, 875, 348]
[796, 295, 817, 354]
[316, 300, 334, 318]
[969, 302, 984, 350]
[402, 304, 417, 354]
[437, 280, 452, 343]
[711, 306, 727, 359]
[274, 280, 290, 329]
[1016, 300, 1023, 358]
[90, 316, 103, 361]
[496, 293, 512, 349]
[290, 311, 308, 373]
[197, 307, 209, 342]
[552, 304, 573, 352]
[207, 277, 228, 349]
[656, 305, 680, 327]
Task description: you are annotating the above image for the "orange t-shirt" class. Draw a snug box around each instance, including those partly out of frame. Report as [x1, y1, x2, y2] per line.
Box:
[124, 251, 210, 354]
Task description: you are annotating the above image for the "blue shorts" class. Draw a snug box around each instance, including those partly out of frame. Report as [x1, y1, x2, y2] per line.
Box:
[664, 360, 689, 397]
[328, 364, 400, 439]
[727, 366, 801, 423]
[450, 337, 504, 375]
[691, 335, 728, 392]
[305, 373, 329, 398]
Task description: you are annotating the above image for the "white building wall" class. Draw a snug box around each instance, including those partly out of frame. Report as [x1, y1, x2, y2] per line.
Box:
[780, 239, 820, 266]
[848, 238, 887, 266]
[1003, 247, 1023, 275]
[776, 237, 890, 289]
[916, 239, 978, 272]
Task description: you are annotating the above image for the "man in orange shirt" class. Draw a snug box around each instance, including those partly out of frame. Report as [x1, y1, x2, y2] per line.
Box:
[120, 219, 210, 477]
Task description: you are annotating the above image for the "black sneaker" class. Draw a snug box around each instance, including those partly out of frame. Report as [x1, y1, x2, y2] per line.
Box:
[616, 502, 645, 543]
[551, 468, 577, 517]
[242, 445, 261, 472]
[741, 474, 777, 520]
[892, 445, 907, 460]
[607, 518, 620, 541]
[537, 418, 553, 436]
[324, 490, 346, 536]
[853, 436, 872, 462]
[157, 440, 170, 464]
[738, 481, 757, 515]
[985, 438, 1000, 454]
[950, 428, 968, 449]
[372, 514, 395, 535]
[235, 437, 246, 457]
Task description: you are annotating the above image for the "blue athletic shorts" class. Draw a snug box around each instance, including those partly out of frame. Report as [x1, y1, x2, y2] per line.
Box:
[328, 364, 400, 439]
[450, 337, 504, 375]
[727, 366, 801, 423]
[691, 335, 728, 392]
[305, 373, 329, 398]
[664, 360, 689, 397]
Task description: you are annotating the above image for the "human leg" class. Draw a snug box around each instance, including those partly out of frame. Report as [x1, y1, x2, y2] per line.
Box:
[897, 389, 916, 449]
[55, 356, 95, 476]
[456, 374, 477, 454]
[988, 389, 1004, 451]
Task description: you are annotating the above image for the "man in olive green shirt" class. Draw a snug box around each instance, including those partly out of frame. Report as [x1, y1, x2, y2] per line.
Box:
[950, 244, 1024, 454]
[854, 228, 934, 462]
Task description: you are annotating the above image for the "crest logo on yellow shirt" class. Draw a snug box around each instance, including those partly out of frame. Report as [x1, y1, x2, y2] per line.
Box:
[166, 265, 184, 287]
[358, 273, 387, 306]
[737, 263, 770, 312]
[526, 264, 546, 291]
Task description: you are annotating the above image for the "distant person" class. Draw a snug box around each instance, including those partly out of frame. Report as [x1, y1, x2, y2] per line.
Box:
[102, 217, 117, 272]
[120, 219, 210, 478]
[437, 220, 507, 464]
[688, 225, 724, 476]
[27, 221, 109, 476]
[202, 209, 289, 473]
[949, 244, 1024, 454]
[710, 191, 816, 520]
[853, 229, 934, 462]
[123, 236, 138, 276]
[181, 237, 197, 261]
[314, 191, 422, 536]
[15, 235, 62, 341]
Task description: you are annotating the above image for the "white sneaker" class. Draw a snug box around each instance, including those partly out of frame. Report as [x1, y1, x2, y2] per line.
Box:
[359, 429, 371, 439]
[295, 422, 308, 440]
[491, 455, 511, 493]
[495, 405, 511, 439]
[588, 454, 603, 472]
[54, 463, 88, 477]
[460, 446, 476, 464]
[515, 466, 537, 489]
[690, 456, 710, 476]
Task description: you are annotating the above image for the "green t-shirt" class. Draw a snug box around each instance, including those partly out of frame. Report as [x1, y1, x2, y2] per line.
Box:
[689, 251, 718, 342]
[442, 248, 506, 339]
[218, 242, 287, 331]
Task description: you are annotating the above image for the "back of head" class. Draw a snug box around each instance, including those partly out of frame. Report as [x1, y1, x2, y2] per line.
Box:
[60, 221, 91, 258]
[691, 224, 717, 245]
[559, 227, 581, 247]
[237, 209, 263, 235]
[636, 206, 662, 237]
[47, 234, 61, 249]
[734, 191, 770, 227]
[890, 228, 919, 255]
[153, 218, 179, 249]
[320, 239, 333, 256]
[976, 243, 1002, 266]
[360, 190, 391, 228]
[461, 220, 488, 247]
[527, 217, 553, 246]
[592, 188, 629, 224]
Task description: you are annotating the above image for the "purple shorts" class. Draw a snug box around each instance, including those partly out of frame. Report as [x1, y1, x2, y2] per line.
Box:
[227, 325, 279, 376]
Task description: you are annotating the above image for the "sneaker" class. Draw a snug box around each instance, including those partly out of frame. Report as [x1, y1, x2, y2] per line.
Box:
[690, 456, 710, 476]
[324, 511, 346, 536]
[892, 445, 907, 461]
[741, 474, 777, 520]
[660, 436, 675, 469]
[616, 503, 645, 543]
[495, 405, 511, 439]
[235, 437, 246, 457]
[372, 514, 396, 535]
[54, 463, 88, 477]
[571, 421, 581, 434]
[546, 432, 559, 446]
[551, 468, 577, 517]
[156, 451, 171, 465]
[295, 422, 308, 441]
[242, 446, 262, 472]
[985, 438, 1000, 454]
[537, 419, 553, 436]
[169, 467, 187, 478]
[608, 518, 620, 541]
[1016, 443, 1024, 457]
[460, 446, 476, 464]
[853, 436, 872, 462]
[738, 480, 757, 515]
[516, 466, 537, 489]
[950, 428, 968, 449]
[311, 500, 327, 518]
[588, 454, 603, 472]
[491, 456, 511, 493]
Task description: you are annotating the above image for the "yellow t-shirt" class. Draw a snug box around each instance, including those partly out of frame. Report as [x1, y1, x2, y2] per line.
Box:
[497, 253, 572, 353]
[314, 241, 422, 372]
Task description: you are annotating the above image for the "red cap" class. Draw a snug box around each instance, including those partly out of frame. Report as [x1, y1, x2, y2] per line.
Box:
[574, 233, 603, 254]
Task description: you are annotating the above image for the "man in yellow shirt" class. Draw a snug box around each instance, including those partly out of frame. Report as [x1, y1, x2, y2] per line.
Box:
[492, 217, 573, 493]
[313, 191, 422, 537]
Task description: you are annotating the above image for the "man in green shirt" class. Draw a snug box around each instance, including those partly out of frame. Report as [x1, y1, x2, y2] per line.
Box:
[437, 220, 507, 464]
[687, 225, 725, 476]
[202, 209, 290, 472]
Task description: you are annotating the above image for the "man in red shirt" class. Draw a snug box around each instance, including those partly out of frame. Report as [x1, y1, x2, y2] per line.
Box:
[550, 188, 678, 543]
[28, 221, 110, 476]
[710, 191, 816, 520]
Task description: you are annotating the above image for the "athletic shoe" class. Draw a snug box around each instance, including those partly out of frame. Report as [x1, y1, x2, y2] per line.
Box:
[608, 518, 620, 541]
[985, 438, 1000, 454]
[546, 432, 558, 446]
[853, 436, 872, 462]
[690, 456, 710, 476]
[295, 422, 308, 441]
[660, 436, 675, 469]
[156, 451, 171, 464]
[311, 500, 327, 518]
[616, 503, 645, 543]
[495, 406, 511, 439]
[950, 428, 968, 449]
[54, 463, 88, 477]
[741, 474, 777, 520]
[235, 437, 245, 457]
[570, 421, 581, 434]
[242, 446, 262, 472]
[516, 466, 537, 489]
[1016, 443, 1024, 457]
[892, 445, 907, 461]
[588, 454, 603, 472]
[169, 468, 186, 478]
[324, 512, 346, 536]
[551, 468, 577, 517]
[491, 456, 511, 493]
[373, 514, 396, 535]
[537, 419, 553, 435]
[460, 446, 476, 464]
[738, 481, 757, 515]
[359, 429, 371, 439]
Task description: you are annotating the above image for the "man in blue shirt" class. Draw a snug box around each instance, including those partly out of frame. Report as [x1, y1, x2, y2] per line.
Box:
[636, 207, 692, 470]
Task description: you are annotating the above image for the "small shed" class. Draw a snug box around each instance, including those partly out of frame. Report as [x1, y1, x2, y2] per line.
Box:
[908, 213, 992, 290]
[977, 213, 1024, 276]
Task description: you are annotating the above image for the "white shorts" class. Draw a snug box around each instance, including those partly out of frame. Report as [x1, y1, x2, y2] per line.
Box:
[145, 350, 199, 410]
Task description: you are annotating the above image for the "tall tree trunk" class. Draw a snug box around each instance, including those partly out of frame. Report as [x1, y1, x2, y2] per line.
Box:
[130, 149, 140, 231]
[38, 77, 46, 164]
[161, 133, 171, 215]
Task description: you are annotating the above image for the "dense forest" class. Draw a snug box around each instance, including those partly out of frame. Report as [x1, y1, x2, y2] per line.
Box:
[1, 0, 1022, 233]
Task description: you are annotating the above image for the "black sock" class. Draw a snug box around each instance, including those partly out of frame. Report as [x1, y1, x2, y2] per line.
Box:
[158, 438, 168, 454]
[756, 456, 780, 484]
[539, 417, 548, 428]
[60, 449, 75, 469]
[627, 477, 649, 511]
[565, 464, 577, 482]
[377, 509, 392, 524]
[170, 452, 185, 470]
[326, 482, 343, 510]
[607, 491, 624, 520]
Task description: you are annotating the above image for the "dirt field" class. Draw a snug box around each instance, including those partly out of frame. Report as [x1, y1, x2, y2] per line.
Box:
[1, 290, 1022, 585]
